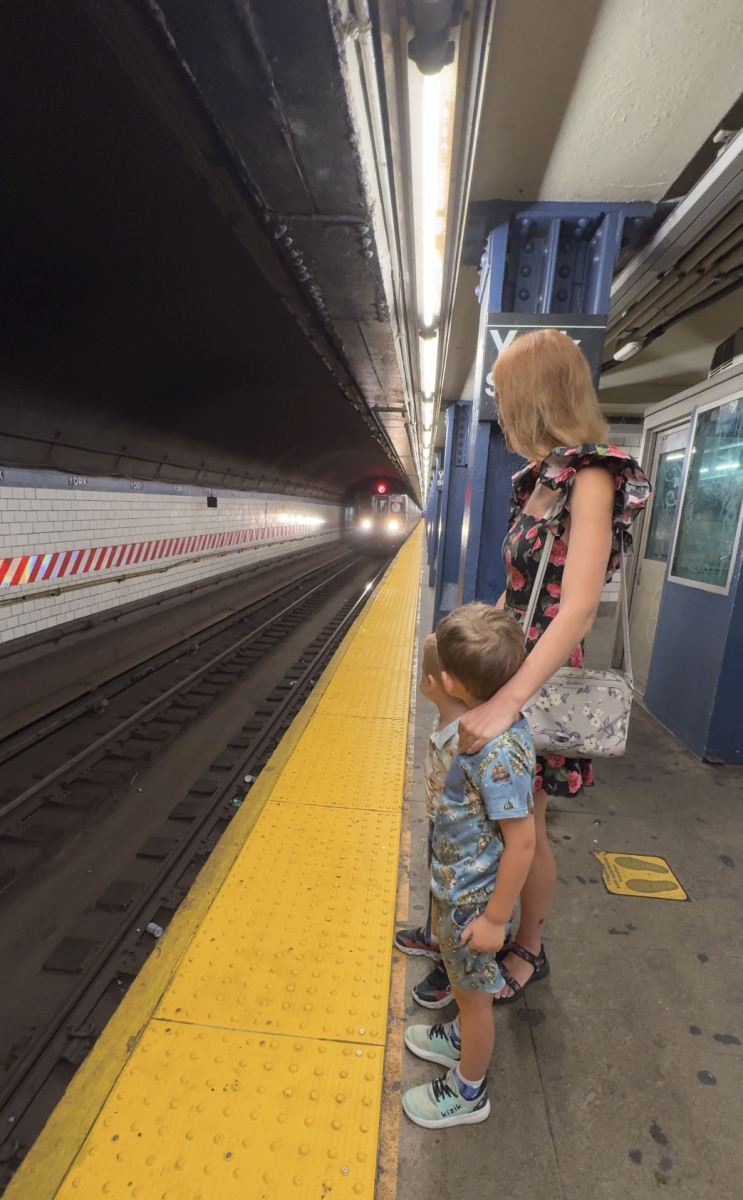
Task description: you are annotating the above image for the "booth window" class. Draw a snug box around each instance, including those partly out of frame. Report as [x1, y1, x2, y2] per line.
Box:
[645, 450, 685, 562]
[670, 395, 743, 592]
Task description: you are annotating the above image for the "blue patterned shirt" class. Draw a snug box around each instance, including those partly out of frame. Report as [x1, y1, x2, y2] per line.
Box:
[431, 716, 535, 911]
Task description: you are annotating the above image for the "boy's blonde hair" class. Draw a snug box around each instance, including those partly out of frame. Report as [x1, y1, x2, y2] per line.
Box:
[421, 633, 443, 681]
[436, 604, 525, 702]
[493, 327, 608, 461]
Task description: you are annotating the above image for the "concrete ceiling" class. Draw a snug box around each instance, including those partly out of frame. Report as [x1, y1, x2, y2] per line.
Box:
[5, 0, 741, 485]
[440, 0, 743, 444]
[472, 0, 743, 204]
[0, 0, 414, 500]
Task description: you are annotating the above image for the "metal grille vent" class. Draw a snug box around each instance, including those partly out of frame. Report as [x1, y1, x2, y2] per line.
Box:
[709, 328, 743, 377]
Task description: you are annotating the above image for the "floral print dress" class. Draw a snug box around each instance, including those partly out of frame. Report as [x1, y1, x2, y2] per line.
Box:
[503, 444, 650, 797]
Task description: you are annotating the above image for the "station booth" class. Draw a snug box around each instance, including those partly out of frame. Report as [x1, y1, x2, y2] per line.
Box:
[628, 360, 743, 764]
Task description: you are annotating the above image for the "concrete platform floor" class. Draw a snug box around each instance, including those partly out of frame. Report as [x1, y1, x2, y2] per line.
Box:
[394, 569, 743, 1199]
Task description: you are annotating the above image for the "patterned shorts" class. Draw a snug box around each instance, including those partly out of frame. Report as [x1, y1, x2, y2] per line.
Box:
[433, 899, 507, 994]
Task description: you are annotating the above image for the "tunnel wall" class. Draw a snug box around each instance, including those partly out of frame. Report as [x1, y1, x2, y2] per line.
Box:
[0, 469, 341, 644]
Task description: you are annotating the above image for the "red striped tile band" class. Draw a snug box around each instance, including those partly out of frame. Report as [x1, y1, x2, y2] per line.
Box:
[0, 523, 322, 590]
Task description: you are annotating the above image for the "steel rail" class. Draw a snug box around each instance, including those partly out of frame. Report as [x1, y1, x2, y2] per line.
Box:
[0, 555, 361, 826]
[0, 549, 353, 771]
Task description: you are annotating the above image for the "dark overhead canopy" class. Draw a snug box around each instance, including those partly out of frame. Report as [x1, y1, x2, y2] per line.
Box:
[0, 0, 409, 500]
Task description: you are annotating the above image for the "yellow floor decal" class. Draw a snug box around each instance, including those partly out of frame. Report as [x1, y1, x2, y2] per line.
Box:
[595, 852, 688, 900]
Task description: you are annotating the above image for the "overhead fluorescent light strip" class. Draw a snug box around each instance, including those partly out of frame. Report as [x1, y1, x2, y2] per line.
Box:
[420, 333, 439, 399]
[421, 75, 442, 330]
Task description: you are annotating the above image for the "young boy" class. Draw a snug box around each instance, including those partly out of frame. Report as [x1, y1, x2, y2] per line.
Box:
[402, 604, 536, 1129]
[394, 635, 467, 1009]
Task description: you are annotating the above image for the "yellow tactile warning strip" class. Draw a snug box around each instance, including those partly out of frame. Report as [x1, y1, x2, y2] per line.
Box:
[58, 1024, 384, 1198]
[268, 714, 408, 810]
[158, 803, 399, 1041]
[595, 851, 689, 900]
[13, 528, 421, 1200]
[321, 667, 412, 720]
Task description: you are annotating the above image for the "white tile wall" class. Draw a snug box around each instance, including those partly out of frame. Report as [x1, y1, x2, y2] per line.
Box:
[0, 487, 341, 644]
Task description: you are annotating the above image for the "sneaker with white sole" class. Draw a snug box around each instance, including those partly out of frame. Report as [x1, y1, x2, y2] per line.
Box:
[402, 1068, 490, 1129]
[412, 963, 452, 1008]
[404, 1021, 461, 1068]
[393, 926, 441, 960]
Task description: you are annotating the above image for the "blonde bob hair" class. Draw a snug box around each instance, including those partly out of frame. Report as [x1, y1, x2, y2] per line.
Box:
[492, 327, 608, 462]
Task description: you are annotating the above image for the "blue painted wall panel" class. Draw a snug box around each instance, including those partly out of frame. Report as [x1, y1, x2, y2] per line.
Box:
[645, 583, 732, 759]
[474, 428, 524, 605]
[708, 587, 743, 762]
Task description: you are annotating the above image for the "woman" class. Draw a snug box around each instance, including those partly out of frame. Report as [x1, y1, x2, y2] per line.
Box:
[457, 328, 650, 1002]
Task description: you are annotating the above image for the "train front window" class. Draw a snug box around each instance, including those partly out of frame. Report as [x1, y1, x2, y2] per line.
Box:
[374, 496, 389, 515]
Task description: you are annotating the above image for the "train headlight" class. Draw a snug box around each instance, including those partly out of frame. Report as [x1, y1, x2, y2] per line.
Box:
[388, 519, 400, 532]
[360, 518, 372, 530]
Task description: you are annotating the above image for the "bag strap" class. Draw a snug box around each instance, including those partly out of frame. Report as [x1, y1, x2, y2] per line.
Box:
[521, 492, 562, 641]
[522, 527, 553, 642]
[617, 537, 633, 685]
[520, 503, 633, 685]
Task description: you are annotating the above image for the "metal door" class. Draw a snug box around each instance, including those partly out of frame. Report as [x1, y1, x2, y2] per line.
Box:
[629, 424, 689, 694]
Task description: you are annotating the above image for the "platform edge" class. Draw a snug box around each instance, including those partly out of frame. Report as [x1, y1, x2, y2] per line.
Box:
[5, 544, 409, 1199]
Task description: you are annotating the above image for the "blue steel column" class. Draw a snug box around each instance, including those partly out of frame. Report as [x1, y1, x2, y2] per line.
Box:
[432, 402, 471, 627]
[456, 201, 652, 608]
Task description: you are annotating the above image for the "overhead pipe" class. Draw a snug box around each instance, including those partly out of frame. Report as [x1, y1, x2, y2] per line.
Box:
[607, 200, 743, 335]
[607, 205, 743, 349]
[713, 237, 743, 276]
[607, 269, 723, 351]
[609, 127, 743, 321]
[616, 259, 743, 348]
[632, 271, 727, 340]
[605, 272, 743, 370]
[632, 272, 743, 344]
[676, 200, 743, 273]
[624, 223, 743, 339]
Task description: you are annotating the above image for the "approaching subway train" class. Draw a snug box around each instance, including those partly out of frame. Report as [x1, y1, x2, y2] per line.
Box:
[345, 479, 420, 549]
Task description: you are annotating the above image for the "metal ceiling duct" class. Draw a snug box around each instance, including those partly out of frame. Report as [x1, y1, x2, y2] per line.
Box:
[606, 128, 743, 363]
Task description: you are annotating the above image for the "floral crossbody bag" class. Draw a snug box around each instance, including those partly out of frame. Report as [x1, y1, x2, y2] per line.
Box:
[520, 514, 634, 758]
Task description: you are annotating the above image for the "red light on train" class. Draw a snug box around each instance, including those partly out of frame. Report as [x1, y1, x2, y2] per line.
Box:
[376, 483, 387, 494]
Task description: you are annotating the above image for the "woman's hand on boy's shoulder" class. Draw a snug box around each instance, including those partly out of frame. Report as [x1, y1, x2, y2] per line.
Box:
[457, 692, 522, 755]
[460, 913, 506, 954]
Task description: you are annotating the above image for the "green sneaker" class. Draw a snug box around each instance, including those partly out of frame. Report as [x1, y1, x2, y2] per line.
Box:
[402, 1068, 490, 1129]
[404, 1021, 461, 1067]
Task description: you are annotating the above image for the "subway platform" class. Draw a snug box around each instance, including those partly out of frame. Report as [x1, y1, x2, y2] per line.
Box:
[8, 526, 743, 1199]
[399, 563, 743, 1199]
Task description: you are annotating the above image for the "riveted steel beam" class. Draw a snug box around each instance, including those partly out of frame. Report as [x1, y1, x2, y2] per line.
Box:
[433, 201, 652, 619]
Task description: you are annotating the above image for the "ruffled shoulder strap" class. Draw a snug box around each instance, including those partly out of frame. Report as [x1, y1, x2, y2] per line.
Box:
[538, 443, 651, 573]
[509, 460, 540, 524]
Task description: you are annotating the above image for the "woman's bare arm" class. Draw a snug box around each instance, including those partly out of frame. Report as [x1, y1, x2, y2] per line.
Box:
[458, 467, 615, 754]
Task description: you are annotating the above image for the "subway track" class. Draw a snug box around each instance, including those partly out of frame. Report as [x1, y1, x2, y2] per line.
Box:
[0, 549, 360, 851]
[0, 541, 349, 738]
[0, 547, 393, 1191]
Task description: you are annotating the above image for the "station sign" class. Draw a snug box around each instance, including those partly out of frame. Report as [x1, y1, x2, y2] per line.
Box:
[478, 312, 607, 421]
